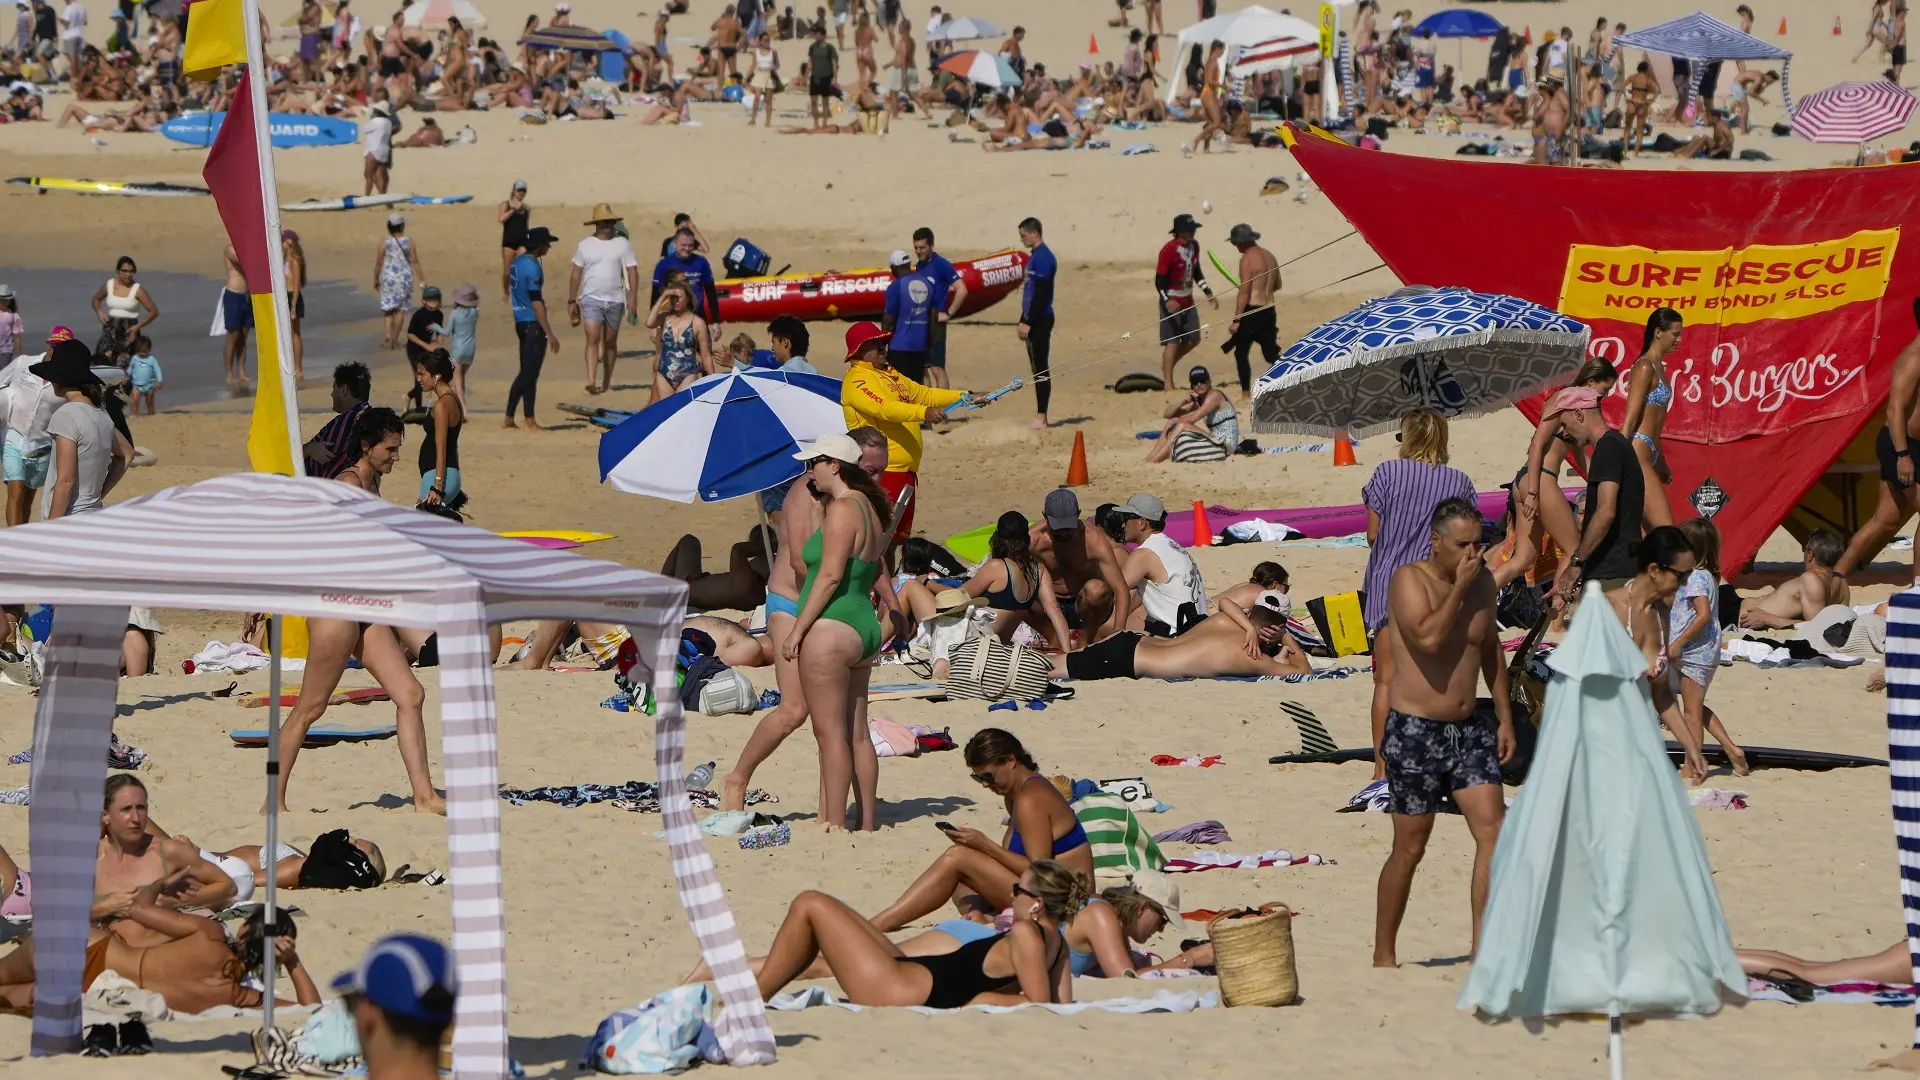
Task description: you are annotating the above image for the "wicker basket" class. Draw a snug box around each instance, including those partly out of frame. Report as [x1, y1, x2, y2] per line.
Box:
[1208, 903, 1298, 1007]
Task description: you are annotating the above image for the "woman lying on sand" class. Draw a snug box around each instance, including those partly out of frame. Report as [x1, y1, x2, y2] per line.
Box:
[1739, 941, 1907, 987]
[751, 859, 1079, 1007]
[0, 870, 321, 1013]
[870, 730, 1093, 931]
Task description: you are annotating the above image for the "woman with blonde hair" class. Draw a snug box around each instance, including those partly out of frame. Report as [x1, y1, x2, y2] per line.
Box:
[644, 272, 712, 403]
[1360, 408, 1476, 781]
[282, 230, 307, 381]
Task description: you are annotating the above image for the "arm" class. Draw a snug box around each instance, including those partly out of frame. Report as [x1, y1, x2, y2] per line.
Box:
[701, 269, 721, 329]
[90, 283, 108, 324]
[1519, 415, 1564, 510]
[567, 262, 583, 309]
[1478, 589, 1516, 762]
[1390, 557, 1479, 655]
[1619, 361, 1650, 438]
[1078, 903, 1142, 978]
[692, 316, 714, 373]
[1890, 342, 1920, 485]
[945, 270, 968, 318]
[1366, 506, 1380, 546]
[46, 436, 78, 519]
[1036, 566, 1072, 651]
[1012, 920, 1063, 1003]
[1554, 478, 1618, 601]
[782, 498, 858, 660]
[1489, 504, 1538, 590]
[135, 287, 159, 332]
[127, 870, 228, 939]
[895, 370, 968, 411]
[373, 244, 385, 289]
[409, 241, 423, 281]
[428, 400, 449, 500]
[102, 428, 131, 499]
[688, 220, 710, 253]
[1092, 535, 1131, 635]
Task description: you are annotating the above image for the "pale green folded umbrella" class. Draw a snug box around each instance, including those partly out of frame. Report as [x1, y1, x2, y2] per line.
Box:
[1458, 582, 1745, 1077]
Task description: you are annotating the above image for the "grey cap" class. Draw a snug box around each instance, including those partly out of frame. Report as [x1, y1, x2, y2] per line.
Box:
[512, 179, 528, 190]
[1043, 488, 1081, 530]
[387, 211, 405, 226]
[1116, 493, 1165, 522]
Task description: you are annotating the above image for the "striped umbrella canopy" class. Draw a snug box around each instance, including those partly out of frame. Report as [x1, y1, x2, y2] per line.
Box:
[936, 49, 1021, 87]
[0, 473, 777, 1072]
[403, 0, 488, 30]
[599, 368, 848, 502]
[1229, 36, 1321, 76]
[1252, 286, 1590, 439]
[1791, 80, 1919, 144]
[519, 24, 619, 51]
[927, 15, 1004, 41]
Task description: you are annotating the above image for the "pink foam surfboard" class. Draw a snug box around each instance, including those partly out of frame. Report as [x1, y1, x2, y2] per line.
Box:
[1161, 489, 1577, 546]
[511, 535, 582, 550]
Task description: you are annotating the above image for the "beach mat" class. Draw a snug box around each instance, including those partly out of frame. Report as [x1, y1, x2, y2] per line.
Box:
[229, 724, 397, 748]
[870, 682, 947, 701]
[1268, 743, 1886, 771]
[239, 687, 389, 708]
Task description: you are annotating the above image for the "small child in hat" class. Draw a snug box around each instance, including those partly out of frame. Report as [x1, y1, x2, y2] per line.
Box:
[445, 284, 480, 409]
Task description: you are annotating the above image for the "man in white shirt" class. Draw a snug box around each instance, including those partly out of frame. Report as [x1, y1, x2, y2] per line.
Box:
[566, 203, 640, 395]
[58, 0, 84, 65]
[1114, 492, 1206, 637]
[0, 326, 64, 526]
[362, 98, 393, 195]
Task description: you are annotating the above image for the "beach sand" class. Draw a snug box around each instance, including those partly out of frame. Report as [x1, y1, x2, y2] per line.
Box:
[0, 0, 1913, 1075]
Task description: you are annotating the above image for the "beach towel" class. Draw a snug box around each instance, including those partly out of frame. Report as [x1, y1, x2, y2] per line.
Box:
[1161, 850, 1333, 873]
[1746, 977, 1915, 1007]
[1152, 821, 1231, 845]
[1072, 793, 1166, 878]
[1218, 519, 1305, 544]
[189, 640, 303, 674]
[497, 781, 778, 810]
[766, 985, 1217, 1014]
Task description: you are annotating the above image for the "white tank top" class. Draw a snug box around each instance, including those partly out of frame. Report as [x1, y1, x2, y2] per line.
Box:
[1138, 532, 1205, 630]
[103, 280, 143, 320]
[754, 47, 774, 72]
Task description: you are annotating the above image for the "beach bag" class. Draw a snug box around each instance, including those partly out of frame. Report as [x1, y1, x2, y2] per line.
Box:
[942, 636, 1052, 702]
[1111, 372, 1165, 394]
[1495, 579, 1544, 631]
[1304, 591, 1368, 656]
[1210, 903, 1299, 1007]
[583, 985, 723, 1075]
[1170, 429, 1230, 463]
[697, 668, 757, 716]
[1073, 791, 1166, 880]
[678, 656, 730, 711]
[296, 999, 363, 1065]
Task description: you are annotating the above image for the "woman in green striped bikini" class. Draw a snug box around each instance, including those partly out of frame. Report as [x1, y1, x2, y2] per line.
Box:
[784, 432, 893, 832]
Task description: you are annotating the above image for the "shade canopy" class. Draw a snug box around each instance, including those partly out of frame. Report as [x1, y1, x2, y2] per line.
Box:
[519, 24, 619, 51]
[927, 16, 1003, 42]
[1413, 9, 1503, 38]
[402, 0, 487, 30]
[0, 474, 776, 1076]
[1169, 5, 1320, 100]
[1613, 11, 1789, 61]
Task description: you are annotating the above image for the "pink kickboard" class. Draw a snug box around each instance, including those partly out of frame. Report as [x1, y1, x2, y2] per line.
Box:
[1161, 489, 1560, 546]
[512, 535, 582, 550]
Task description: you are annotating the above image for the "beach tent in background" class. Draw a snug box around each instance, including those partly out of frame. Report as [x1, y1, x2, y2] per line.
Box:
[1612, 12, 1794, 112]
[1167, 5, 1320, 102]
[1411, 8, 1504, 74]
[0, 475, 776, 1076]
[1277, 122, 1920, 575]
[926, 15, 1004, 42]
[1460, 582, 1746, 1078]
[1791, 80, 1918, 145]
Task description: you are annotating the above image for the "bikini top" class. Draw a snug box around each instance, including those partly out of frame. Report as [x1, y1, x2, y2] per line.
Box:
[1643, 362, 1673, 409]
[981, 559, 1035, 610]
[1004, 777, 1090, 858]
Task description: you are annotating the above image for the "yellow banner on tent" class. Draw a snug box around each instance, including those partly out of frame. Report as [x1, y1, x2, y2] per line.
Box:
[1557, 229, 1900, 327]
[182, 0, 248, 81]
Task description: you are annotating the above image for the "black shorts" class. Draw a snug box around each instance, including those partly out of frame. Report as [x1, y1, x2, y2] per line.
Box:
[1057, 596, 1082, 629]
[1143, 602, 1201, 638]
[1065, 631, 1139, 680]
[379, 54, 405, 77]
[1159, 305, 1199, 347]
[1878, 425, 1911, 486]
[1380, 706, 1503, 816]
[810, 76, 836, 97]
[1896, 45, 1909, 66]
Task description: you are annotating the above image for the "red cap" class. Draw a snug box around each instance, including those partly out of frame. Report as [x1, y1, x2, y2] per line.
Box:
[844, 321, 891, 361]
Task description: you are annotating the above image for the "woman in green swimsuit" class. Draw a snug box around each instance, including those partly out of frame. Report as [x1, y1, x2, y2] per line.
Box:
[784, 432, 893, 832]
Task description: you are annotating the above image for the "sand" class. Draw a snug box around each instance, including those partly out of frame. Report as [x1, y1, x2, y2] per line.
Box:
[0, 0, 1914, 1074]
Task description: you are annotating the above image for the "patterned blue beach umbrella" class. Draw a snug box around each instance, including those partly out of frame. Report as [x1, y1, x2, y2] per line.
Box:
[1251, 286, 1589, 439]
[598, 369, 847, 502]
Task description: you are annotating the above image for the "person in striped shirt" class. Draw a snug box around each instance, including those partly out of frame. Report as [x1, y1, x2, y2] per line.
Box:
[301, 362, 372, 479]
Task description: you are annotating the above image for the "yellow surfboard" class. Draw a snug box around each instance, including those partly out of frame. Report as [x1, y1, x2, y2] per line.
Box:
[500, 530, 615, 544]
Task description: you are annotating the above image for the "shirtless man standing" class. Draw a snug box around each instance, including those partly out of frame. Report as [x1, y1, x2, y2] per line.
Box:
[1028, 488, 1131, 644]
[1222, 223, 1278, 401]
[1622, 60, 1659, 155]
[220, 243, 252, 392]
[1374, 498, 1513, 969]
[712, 4, 745, 80]
[1838, 302, 1920, 580]
[885, 16, 917, 119]
[1738, 530, 1851, 629]
[1531, 75, 1571, 165]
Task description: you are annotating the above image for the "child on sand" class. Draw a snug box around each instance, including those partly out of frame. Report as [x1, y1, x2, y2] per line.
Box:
[445, 284, 480, 409]
[1670, 518, 1747, 775]
[127, 334, 162, 415]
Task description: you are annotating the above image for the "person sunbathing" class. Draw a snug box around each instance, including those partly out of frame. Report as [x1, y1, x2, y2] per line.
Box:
[661, 526, 775, 610]
[97, 776, 240, 923]
[1207, 562, 1292, 656]
[870, 729, 1096, 932]
[1737, 529, 1850, 629]
[753, 859, 1079, 1007]
[1737, 940, 1907, 986]
[1056, 602, 1311, 681]
[0, 872, 321, 1014]
[778, 120, 865, 133]
[686, 614, 774, 667]
[1673, 109, 1735, 160]
[214, 829, 387, 891]
[683, 913, 1000, 984]
[1059, 880, 1213, 978]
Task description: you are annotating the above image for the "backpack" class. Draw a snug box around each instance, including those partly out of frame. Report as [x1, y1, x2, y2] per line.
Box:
[696, 668, 757, 716]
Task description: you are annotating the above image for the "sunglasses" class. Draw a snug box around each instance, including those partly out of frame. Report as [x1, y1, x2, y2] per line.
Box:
[968, 770, 996, 785]
[1011, 883, 1037, 900]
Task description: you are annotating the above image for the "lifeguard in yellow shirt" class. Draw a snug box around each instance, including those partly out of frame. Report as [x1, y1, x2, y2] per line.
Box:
[838, 321, 989, 544]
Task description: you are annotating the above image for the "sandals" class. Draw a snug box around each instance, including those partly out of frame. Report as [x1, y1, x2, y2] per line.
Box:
[1758, 968, 1818, 1003]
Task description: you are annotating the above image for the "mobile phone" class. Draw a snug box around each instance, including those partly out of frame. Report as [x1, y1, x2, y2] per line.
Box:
[934, 821, 958, 832]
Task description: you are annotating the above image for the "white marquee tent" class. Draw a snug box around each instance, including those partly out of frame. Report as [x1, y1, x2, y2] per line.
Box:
[0, 474, 776, 1077]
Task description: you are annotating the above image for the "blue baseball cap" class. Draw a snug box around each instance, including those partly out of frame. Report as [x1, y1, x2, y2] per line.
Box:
[331, 934, 458, 1024]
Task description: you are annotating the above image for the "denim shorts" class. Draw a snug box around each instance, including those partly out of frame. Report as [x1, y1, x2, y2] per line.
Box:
[1381, 707, 1502, 816]
[2, 431, 48, 488]
[578, 296, 625, 327]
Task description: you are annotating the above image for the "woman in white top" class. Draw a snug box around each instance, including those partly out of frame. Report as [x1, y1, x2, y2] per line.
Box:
[89, 256, 159, 364]
[747, 33, 778, 126]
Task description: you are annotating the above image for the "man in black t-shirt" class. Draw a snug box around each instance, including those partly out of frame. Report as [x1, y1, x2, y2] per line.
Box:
[1547, 386, 1644, 605]
[806, 25, 838, 127]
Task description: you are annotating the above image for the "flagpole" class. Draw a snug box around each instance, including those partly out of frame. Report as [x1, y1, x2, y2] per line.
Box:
[238, 0, 305, 479]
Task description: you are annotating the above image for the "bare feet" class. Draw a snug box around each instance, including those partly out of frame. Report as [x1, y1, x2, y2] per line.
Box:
[1028, 416, 1048, 430]
[1868, 1049, 1920, 1071]
[1728, 745, 1751, 777]
[1372, 954, 1397, 968]
[415, 792, 448, 815]
[502, 417, 519, 429]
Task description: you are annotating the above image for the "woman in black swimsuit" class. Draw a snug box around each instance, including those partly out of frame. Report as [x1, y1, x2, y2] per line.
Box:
[498, 180, 530, 303]
[754, 859, 1080, 1008]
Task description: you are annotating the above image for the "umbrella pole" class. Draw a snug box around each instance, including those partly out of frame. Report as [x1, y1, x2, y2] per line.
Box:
[261, 616, 282, 1033]
[1608, 1013, 1623, 1080]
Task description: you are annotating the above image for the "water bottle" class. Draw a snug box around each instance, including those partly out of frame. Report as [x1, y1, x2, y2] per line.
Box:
[687, 761, 716, 789]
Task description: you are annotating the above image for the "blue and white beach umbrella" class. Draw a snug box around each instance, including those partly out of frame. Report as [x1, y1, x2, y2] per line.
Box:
[1251, 286, 1589, 439]
[598, 368, 847, 502]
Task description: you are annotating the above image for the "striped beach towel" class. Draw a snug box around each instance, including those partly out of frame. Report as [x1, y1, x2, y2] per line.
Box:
[1072, 793, 1166, 877]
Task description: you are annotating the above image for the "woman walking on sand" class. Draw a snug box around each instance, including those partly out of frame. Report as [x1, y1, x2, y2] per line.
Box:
[414, 350, 464, 507]
[783, 432, 889, 832]
[89, 255, 159, 364]
[282, 230, 307, 382]
[1621, 307, 1681, 529]
[375, 212, 421, 350]
[498, 179, 529, 302]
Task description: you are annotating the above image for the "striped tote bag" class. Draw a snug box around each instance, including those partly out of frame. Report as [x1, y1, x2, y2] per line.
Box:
[942, 637, 1053, 702]
[1072, 793, 1167, 879]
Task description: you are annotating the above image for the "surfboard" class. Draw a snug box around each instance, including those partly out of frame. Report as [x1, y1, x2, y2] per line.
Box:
[408, 194, 475, 205]
[500, 530, 615, 543]
[7, 176, 211, 197]
[1206, 249, 1241, 288]
[283, 192, 416, 212]
[161, 111, 359, 148]
[239, 686, 390, 708]
[230, 723, 398, 748]
[510, 535, 580, 550]
[1268, 743, 1887, 771]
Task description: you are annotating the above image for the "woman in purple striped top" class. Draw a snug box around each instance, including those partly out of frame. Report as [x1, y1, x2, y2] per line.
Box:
[1361, 409, 1477, 631]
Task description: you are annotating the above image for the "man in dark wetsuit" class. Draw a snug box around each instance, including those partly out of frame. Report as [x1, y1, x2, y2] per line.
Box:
[1373, 497, 1513, 969]
[1837, 298, 1920, 580]
[1028, 487, 1131, 645]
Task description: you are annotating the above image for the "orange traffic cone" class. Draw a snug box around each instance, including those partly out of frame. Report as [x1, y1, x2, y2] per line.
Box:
[1089, 33, 1099, 54]
[1065, 430, 1090, 487]
[1191, 500, 1213, 547]
[1332, 429, 1357, 466]
[1834, 16, 1843, 34]
[1777, 16, 1787, 34]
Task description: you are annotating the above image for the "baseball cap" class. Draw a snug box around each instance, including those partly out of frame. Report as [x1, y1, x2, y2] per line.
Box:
[1188, 365, 1211, 386]
[512, 179, 527, 190]
[843, 321, 891, 360]
[1114, 493, 1165, 522]
[46, 325, 74, 344]
[330, 934, 458, 1025]
[793, 431, 862, 464]
[1254, 589, 1291, 617]
[1128, 869, 1180, 919]
[524, 226, 559, 248]
[422, 285, 442, 300]
[888, 249, 912, 268]
[1043, 488, 1081, 531]
[386, 211, 405, 227]
[1542, 385, 1599, 420]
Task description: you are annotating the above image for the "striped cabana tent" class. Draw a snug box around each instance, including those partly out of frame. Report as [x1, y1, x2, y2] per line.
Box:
[0, 473, 775, 1077]
[1612, 11, 1795, 112]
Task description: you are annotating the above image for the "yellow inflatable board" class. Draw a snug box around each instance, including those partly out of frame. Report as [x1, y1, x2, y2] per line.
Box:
[500, 530, 615, 544]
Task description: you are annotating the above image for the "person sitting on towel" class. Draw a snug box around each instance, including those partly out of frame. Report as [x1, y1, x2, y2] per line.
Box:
[512, 614, 769, 670]
[213, 829, 387, 891]
[95, 776, 242, 924]
[0, 877, 322, 1013]
[1735, 529, 1850, 630]
[1055, 601, 1311, 681]
[1143, 365, 1237, 464]
[659, 525, 777, 611]
[1113, 493, 1207, 636]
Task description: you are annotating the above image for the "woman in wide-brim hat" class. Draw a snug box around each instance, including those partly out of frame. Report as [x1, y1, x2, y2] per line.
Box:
[29, 340, 130, 521]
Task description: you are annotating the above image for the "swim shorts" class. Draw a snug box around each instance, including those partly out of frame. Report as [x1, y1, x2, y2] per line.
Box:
[810, 76, 836, 97]
[1380, 705, 1502, 816]
[1878, 425, 1911, 486]
[2, 431, 49, 488]
[221, 289, 255, 332]
[578, 296, 625, 327]
[1065, 631, 1140, 681]
[379, 54, 405, 78]
[887, 348, 929, 384]
[1159, 305, 1199, 347]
